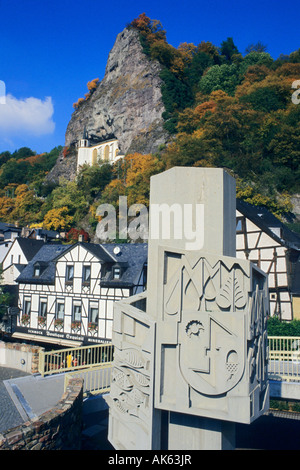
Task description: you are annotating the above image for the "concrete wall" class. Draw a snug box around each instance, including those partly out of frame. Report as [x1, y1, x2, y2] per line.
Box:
[0, 341, 43, 374]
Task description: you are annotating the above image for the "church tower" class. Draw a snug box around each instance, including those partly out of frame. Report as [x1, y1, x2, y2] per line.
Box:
[78, 127, 90, 148]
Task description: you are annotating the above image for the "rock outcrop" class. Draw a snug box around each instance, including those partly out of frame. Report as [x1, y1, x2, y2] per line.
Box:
[65, 27, 168, 155]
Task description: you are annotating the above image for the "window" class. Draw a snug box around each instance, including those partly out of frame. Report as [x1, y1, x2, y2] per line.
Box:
[56, 301, 65, 320]
[39, 299, 47, 317]
[34, 266, 40, 277]
[73, 302, 82, 322]
[23, 298, 31, 315]
[113, 267, 121, 279]
[66, 265, 74, 282]
[82, 265, 91, 284]
[236, 216, 245, 234]
[89, 303, 99, 323]
[104, 145, 109, 161]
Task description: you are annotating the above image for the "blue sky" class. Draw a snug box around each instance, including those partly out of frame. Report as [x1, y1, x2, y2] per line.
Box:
[0, 0, 298, 154]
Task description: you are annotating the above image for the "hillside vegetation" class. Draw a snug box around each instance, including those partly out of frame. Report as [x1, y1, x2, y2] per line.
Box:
[0, 13, 299, 236]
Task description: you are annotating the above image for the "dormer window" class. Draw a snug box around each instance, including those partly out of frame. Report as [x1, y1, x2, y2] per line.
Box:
[113, 267, 121, 279]
[34, 266, 40, 277]
[33, 261, 47, 277]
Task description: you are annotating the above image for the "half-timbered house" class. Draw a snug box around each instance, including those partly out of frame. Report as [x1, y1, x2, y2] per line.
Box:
[236, 199, 300, 321]
[13, 242, 147, 347]
[2, 238, 45, 285]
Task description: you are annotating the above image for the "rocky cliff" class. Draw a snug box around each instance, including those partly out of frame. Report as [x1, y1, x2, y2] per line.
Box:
[65, 27, 169, 155]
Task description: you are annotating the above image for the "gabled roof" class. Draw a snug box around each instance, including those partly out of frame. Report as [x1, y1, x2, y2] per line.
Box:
[57, 242, 116, 263]
[16, 244, 70, 284]
[0, 222, 21, 233]
[17, 238, 45, 261]
[2, 237, 45, 267]
[28, 228, 60, 239]
[236, 199, 300, 251]
[16, 241, 148, 287]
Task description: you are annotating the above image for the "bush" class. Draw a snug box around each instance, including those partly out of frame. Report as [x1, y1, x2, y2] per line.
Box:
[267, 316, 300, 336]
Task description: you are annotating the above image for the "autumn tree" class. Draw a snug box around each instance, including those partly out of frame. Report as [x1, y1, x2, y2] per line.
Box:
[9, 184, 42, 225]
[49, 179, 88, 224]
[42, 207, 73, 231]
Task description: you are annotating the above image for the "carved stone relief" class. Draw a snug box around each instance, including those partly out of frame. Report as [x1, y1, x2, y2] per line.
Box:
[110, 348, 151, 428]
[154, 248, 269, 423]
[106, 295, 157, 450]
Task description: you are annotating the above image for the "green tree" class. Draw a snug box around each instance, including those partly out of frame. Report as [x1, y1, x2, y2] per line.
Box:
[220, 37, 239, 62]
[198, 64, 241, 96]
[76, 163, 113, 202]
[239, 51, 273, 75]
[49, 179, 88, 224]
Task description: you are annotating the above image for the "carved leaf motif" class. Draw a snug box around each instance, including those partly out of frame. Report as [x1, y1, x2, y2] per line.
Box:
[216, 271, 246, 310]
[234, 276, 246, 309]
[216, 272, 233, 309]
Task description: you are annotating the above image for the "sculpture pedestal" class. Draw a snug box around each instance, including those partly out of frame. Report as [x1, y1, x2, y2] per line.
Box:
[168, 413, 235, 450]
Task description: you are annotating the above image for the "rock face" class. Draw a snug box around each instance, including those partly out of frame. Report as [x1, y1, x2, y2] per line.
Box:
[64, 27, 168, 155]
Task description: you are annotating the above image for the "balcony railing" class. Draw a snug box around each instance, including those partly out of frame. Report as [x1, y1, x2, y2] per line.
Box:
[64, 363, 111, 396]
[268, 336, 300, 382]
[38, 343, 114, 377]
[38, 334, 300, 398]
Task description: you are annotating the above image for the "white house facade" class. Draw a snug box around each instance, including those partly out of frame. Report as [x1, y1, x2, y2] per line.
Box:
[14, 242, 147, 347]
[0, 222, 22, 264]
[1, 238, 44, 285]
[236, 199, 300, 321]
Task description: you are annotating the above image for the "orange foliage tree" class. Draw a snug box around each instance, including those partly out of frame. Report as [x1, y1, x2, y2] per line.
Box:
[42, 206, 74, 231]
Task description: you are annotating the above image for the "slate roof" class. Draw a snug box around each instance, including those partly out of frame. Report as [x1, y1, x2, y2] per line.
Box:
[16, 244, 70, 284]
[16, 238, 45, 261]
[0, 222, 21, 234]
[59, 242, 115, 264]
[237, 199, 300, 295]
[16, 242, 148, 288]
[236, 199, 300, 251]
[101, 243, 148, 288]
[29, 228, 60, 239]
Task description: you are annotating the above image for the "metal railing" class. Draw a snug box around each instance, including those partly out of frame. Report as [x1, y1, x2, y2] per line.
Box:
[37, 336, 300, 398]
[38, 343, 114, 377]
[64, 363, 112, 396]
[268, 336, 300, 382]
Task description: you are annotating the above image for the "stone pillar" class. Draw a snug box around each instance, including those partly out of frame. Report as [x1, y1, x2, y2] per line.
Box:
[147, 167, 236, 318]
[147, 168, 237, 450]
[107, 167, 269, 451]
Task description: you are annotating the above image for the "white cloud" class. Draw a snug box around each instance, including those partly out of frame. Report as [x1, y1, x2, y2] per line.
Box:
[0, 94, 55, 137]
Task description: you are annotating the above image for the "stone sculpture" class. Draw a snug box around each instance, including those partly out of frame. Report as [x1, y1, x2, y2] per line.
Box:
[106, 167, 269, 450]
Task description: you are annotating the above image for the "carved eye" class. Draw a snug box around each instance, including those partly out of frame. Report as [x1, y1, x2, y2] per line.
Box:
[185, 320, 204, 338]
